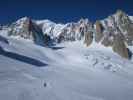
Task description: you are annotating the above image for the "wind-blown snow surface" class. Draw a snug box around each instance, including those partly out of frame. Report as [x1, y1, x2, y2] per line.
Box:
[0, 37, 133, 100]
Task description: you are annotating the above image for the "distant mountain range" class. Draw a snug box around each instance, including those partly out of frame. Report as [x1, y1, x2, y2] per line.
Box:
[0, 10, 133, 59]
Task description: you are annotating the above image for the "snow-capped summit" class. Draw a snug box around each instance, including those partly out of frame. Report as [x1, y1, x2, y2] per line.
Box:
[101, 10, 133, 39]
[36, 19, 66, 39]
[1, 17, 93, 43]
[93, 10, 133, 59]
[0, 10, 133, 59]
[35, 18, 93, 42]
[8, 17, 46, 45]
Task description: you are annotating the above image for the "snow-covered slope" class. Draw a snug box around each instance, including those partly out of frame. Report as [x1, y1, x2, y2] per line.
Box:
[0, 36, 133, 100]
[1, 10, 133, 59]
[0, 10, 133, 100]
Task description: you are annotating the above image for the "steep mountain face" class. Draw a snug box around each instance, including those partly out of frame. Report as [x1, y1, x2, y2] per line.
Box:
[0, 10, 133, 59]
[84, 31, 93, 46]
[8, 17, 46, 45]
[100, 10, 133, 45]
[93, 10, 133, 59]
[3, 17, 93, 44]
[36, 18, 93, 42]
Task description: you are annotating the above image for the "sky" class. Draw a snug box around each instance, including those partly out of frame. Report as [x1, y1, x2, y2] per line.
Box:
[0, 0, 133, 24]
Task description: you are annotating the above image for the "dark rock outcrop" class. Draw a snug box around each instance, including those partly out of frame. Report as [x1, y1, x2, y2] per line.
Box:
[84, 31, 93, 46]
[9, 17, 46, 46]
[112, 34, 131, 59]
[116, 10, 133, 45]
[95, 21, 104, 42]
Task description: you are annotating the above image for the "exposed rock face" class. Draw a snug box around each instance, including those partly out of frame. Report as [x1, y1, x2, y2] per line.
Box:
[57, 18, 92, 42]
[101, 36, 113, 47]
[95, 21, 104, 42]
[43, 34, 52, 46]
[116, 10, 133, 45]
[101, 28, 114, 47]
[29, 19, 46, 46]
[112, 34, 131, 59]
[101, 10, 133, 46]
[97, 10, 133, 59]
[9, 17, 33, 39]
[84, 31, 93, 46]
[8, 17, 45, 45]
[0, 10, 133, 59]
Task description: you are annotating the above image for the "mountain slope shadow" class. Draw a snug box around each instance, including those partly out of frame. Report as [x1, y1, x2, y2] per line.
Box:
[0, 46, 48, 67]
[49, 46, 65, 50]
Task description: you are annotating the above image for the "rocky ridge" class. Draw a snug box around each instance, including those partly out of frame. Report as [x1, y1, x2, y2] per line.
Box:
[0, 10, 133, 59]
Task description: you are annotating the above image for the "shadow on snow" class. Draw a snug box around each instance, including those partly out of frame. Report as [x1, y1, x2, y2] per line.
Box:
[0, 46, 48, 67]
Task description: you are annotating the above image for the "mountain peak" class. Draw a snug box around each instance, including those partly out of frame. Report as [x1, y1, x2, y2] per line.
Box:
[18, 16, 31, 21]
[116, 9, 126, 15]
[78, 18, 89, 24]
[114, 9, 128, 19]
[0, 10, 133, 59]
